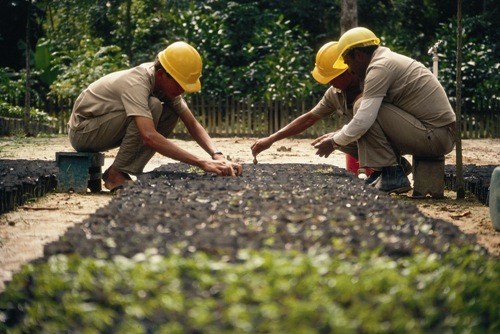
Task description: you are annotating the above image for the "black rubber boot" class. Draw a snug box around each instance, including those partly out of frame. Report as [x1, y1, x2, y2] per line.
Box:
[364, 170, 381, 185]
[373, 165, 412, 194]
[364, 157, 410, 186]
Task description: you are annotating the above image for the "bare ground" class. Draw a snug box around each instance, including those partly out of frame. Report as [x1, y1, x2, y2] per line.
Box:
[1, 135, 499, 291]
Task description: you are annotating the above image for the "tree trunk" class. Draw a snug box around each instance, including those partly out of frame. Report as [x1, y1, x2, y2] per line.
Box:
[125, 0, 133, 60]
[340, 0, 358, 34]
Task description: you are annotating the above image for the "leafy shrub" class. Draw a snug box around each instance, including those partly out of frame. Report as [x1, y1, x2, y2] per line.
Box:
[436, 16, 499, 108]
[175, 2, 320, 101]
[1, 247, 499, 333]
[0, 68, 53, 125]
[0, 101, 57, 125]
[0, 68, 31, 105]
[48, 39, 129, 102]
[0, 69, 16, 102]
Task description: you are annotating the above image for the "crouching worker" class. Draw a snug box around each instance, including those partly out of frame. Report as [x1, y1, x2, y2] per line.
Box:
[68, 41, 243, 192]
[314, 27, 455, 194]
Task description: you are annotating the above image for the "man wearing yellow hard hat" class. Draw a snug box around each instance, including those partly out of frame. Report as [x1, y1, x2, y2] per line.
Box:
[68, 41, 242, 192]
[314, 27, 456, 194]
[251, 41, 361, 160]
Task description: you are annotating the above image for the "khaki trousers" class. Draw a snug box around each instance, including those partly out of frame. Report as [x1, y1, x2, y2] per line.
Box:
[338, 106, 359, 159]
[338, 143, 359, 160]
[69, 96, 179, 175]
[357, 102, 455, 169]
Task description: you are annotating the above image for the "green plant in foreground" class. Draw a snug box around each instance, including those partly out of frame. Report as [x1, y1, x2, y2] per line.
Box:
[0, 247, 499, 333]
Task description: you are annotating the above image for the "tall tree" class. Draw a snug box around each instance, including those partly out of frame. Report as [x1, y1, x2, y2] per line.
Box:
[341, 0, 358, 33]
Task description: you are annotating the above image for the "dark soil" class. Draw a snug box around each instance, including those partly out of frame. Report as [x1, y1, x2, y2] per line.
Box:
[0, 160, 57, 214]
[445, 164, 497, 205]
[42, 163, 488, 262]
[1, 159, 495, 263]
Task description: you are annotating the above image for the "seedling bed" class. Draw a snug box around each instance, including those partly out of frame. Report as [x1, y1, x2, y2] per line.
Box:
[43, 163, 485, 261]
[0, 159, 57, 214]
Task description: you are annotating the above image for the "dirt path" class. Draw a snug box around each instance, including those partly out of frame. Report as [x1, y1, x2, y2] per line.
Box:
[1, 136, 499, 291]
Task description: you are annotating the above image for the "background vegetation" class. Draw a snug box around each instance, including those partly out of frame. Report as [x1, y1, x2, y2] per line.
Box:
[0, 0, 498, 134]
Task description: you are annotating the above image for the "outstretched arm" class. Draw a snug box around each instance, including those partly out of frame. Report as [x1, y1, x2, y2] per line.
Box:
[180, 109, 243, 175]
[179, 109, 221, 158]
[251, 111, 320, 157]
[134, 115, 242, 176]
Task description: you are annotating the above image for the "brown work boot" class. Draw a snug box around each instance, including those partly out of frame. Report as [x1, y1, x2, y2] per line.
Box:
[373, 165, 412, 194]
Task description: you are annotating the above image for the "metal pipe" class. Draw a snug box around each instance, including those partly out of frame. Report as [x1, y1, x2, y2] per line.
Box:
[427, 40, 443, 78]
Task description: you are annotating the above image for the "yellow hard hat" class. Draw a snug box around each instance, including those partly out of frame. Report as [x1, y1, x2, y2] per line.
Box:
[158, 41, 202, 92]
[333, 27, 380, 68]
[311, 41, 348, 84]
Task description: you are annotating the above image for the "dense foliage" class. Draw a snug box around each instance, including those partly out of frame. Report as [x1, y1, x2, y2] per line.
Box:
[0, 68, 54, 125]
[0, 0, 498, 109]
[0, 101, 55, 125]
[437, 16, 499, 108]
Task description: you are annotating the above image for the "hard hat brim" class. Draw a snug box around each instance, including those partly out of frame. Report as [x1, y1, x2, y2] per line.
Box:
[312, 66, 348, 84]
[333, 57, 347, 70]
[332, 56, 349, 73]
[181, 79, 201, 93]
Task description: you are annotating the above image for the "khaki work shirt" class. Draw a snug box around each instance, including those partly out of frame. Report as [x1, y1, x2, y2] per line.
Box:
[310, 86, 350, 119]
[68, 62, 187, 131]
[363, 46, 455, 127]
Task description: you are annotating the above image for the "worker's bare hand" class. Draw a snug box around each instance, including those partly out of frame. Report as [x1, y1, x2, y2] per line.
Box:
[208, 153, 242, 175]
[314, 137, 336, 158]
[250, 137, 273, 157]
[310, 132, 335, 147]
[201, 160, 243, 176]
[230, 162, 243, 176]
